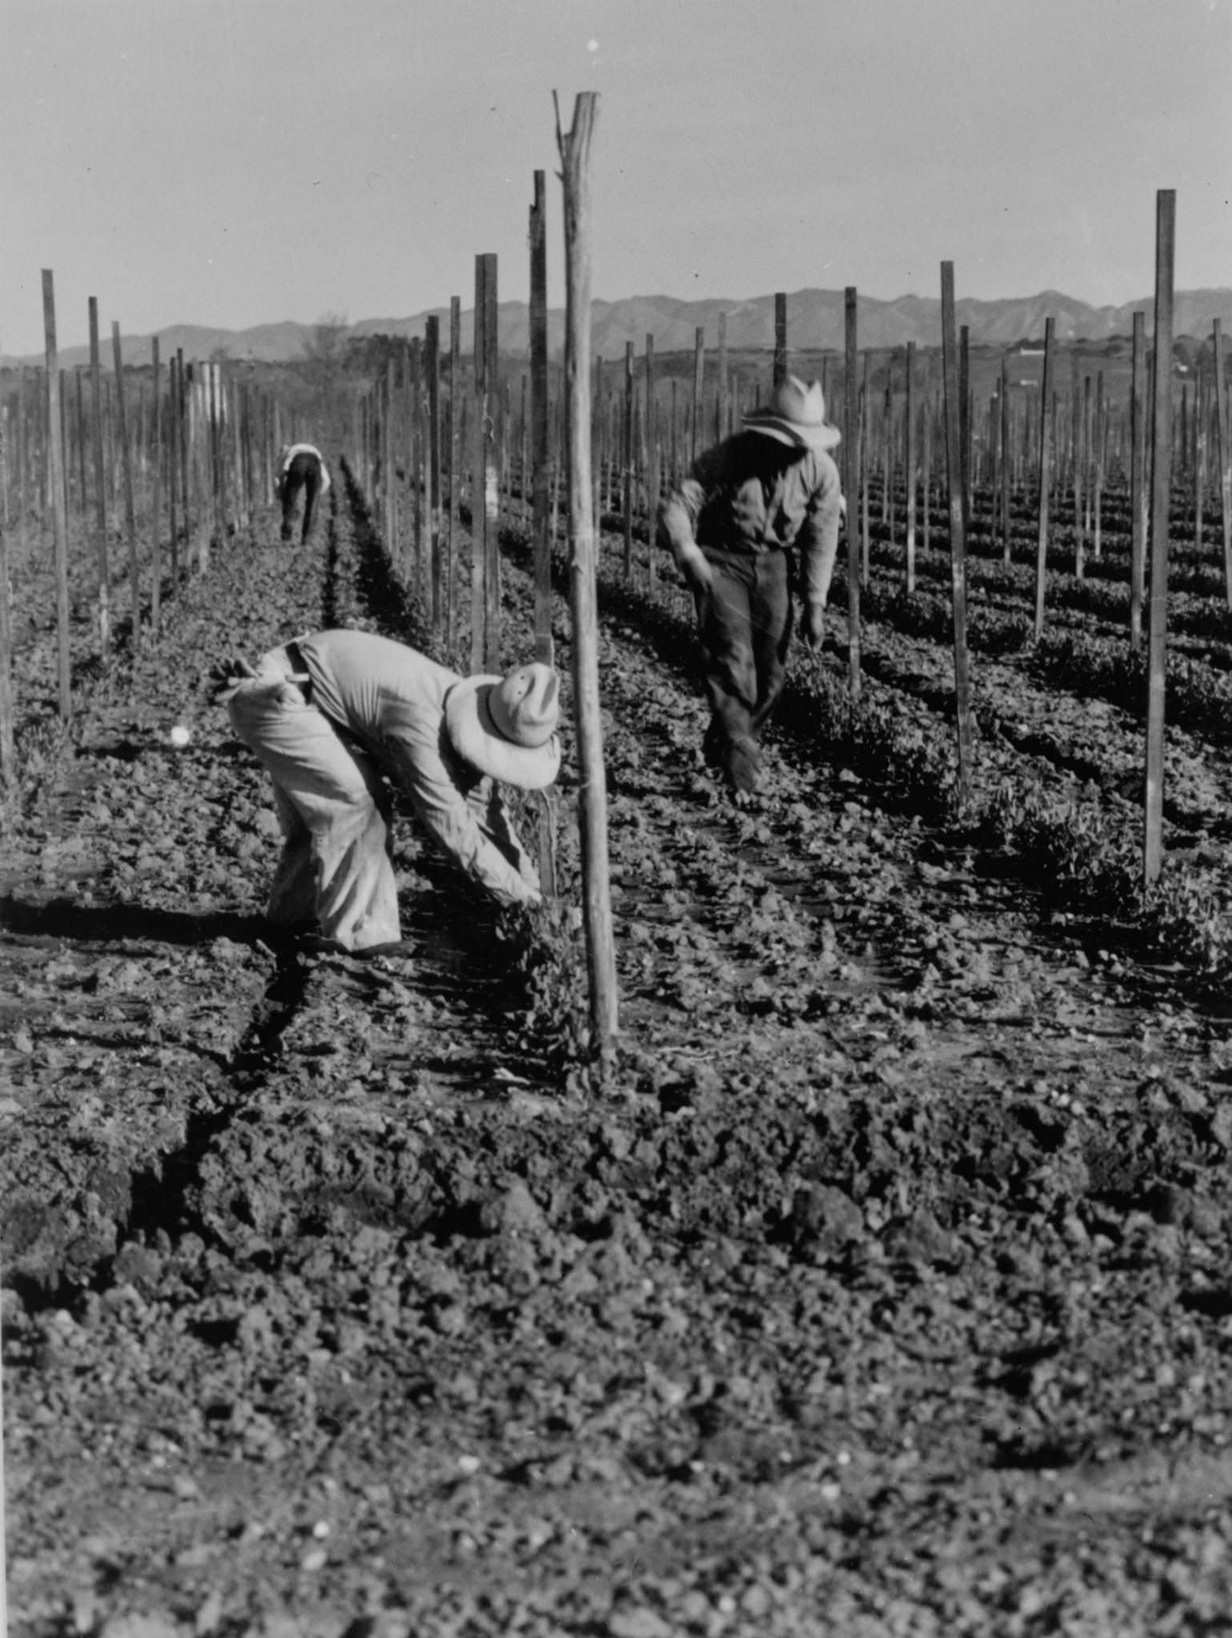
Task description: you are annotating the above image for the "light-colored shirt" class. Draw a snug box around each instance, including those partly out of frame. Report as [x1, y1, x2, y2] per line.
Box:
[280, 443, 332, 492]
[296, 629, 538, 905]
[658, 431, 843, 605]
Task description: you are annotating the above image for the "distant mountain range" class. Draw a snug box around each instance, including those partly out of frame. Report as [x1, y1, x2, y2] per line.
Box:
[6, 286, 1231, 369]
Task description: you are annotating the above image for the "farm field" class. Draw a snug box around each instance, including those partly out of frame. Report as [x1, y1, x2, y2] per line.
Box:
[4, 465, 1232, 1638]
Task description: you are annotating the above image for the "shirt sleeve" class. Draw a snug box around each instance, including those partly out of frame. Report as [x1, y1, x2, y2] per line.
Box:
[655, 443, 726, 563]
[380, 707, 540, 905]
[796, 451, 844, 606]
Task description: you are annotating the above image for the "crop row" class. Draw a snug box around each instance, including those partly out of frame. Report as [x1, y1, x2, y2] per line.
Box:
[565, 524, 1232, 996]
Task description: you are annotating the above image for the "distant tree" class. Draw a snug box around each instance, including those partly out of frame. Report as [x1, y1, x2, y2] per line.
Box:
[304, 311, 349, 377]
[301, 311, 353, 448]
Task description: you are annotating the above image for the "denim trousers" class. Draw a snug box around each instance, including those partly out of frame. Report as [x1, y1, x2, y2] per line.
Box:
[694, 547, 793, 772]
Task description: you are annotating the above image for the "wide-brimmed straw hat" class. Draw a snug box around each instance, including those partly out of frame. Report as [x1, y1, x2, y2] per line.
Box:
[743, 375, 841, 451]
[444, 661, 561, 789]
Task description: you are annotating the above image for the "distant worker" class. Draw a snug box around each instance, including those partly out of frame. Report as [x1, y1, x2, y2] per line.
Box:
[218, 629, 559, 953]
[277, 442, 331, 543]
[657, 375, 844, 794]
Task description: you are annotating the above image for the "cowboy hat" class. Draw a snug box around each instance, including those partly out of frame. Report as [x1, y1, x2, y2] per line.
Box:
[444, 661, 562, 789]
[743, 375, 841, 451]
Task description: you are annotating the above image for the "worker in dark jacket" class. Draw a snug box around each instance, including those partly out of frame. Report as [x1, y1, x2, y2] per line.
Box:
[220, 630, 559, 953]
[657, 376, 843, 793]
[277, 443, 332, 543]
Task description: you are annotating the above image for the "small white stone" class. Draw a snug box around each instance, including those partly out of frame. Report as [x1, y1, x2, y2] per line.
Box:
[168, 724, 192, 748]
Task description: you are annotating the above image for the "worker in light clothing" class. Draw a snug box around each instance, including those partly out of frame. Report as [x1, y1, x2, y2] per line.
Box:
[277, 443, 332, 543]
[657, 376, 844, 794]
[220, 629, 560, 953]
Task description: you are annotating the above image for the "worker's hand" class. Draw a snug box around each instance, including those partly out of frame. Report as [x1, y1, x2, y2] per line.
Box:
[207, 655, 259, 700]
[801, 601, 827, 651]
[678, 545, 714, 594]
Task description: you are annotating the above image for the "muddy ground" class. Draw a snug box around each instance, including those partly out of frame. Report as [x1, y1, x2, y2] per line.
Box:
[4, 479, 1232, 1637]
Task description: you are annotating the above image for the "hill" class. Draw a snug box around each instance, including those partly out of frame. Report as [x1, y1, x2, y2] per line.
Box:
[4, 287, 1231, 370]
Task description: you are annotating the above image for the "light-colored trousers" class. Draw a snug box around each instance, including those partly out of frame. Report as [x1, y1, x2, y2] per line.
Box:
[226, 645, 401, 950]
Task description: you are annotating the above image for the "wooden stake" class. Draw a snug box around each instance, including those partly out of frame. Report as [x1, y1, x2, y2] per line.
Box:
[177, 349, 189, 559]
[426, 319, 443, 635]
[844, 289, 861, 698]
[150, 338, 162, 633]
[0, 431, 14, 781]
[530, 172, 553, 665]
[555, 88, 618, 1055]
[622, 341, 634, 578]
[1000, 353, 1012, 562]
[718, 312, 729, 439]
[168, 353, 181, 586]
[941, 263, 974, 801]
[644, 332, 658, 598]
[1130, 311, 1148, 642]
[905, 342, 916, 590]
[1144, 189, 1175, 887]
[690, 327, 705, 464]
[88, 299, 111, 649]
[112, 323, 140, 644]
[44, 273, 71, 720]
[1214, 318, 1231, 610]
[448, 296, 461, 653]
[473, 253, 501, 673]
[774, 293, 787, 386]
[1033, 317, 1056, 639]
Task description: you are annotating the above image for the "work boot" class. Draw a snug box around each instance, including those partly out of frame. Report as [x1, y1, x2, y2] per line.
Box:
[701, 719, 725, 769]
[724, 734, 763, 795]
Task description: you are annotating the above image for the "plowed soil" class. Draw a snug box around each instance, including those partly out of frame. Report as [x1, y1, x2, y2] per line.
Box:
[4, 478, 1232, 1638]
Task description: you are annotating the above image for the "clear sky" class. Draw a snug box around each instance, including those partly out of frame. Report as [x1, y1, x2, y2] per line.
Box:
[3, 0, 1229, 355]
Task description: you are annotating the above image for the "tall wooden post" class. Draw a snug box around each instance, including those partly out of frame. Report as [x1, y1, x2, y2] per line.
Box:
[691, 327, 705, 464]
[774, 293, 787, 387]
[1033, 318, 1056, 639]
[425, 318, 443, 635]
[74, 368, 87, 518]
[844, 289, 861, 698]
[1130, 311, 1148, 643]
[44, 273, 71, 720]
[1093, 371, 1105, 561]
[556, 90, 617, 1055]
[0, 447, 12, 780]
[88, 299, 111, 650]
[1144, 190, 1175, 886]
[112, 324, 140, 644]
[1000, 354, 1012, 562]
[530, 172, 553, 665]
[447, 296, 461, 653]
[717, 312, 729, 439]
[382, 354, 395, 555]
[859, 352, 871, 582]
[881, 365, 893, 534]
[168, 353, 181, 586]
[645, 334, 658, 598]
[15, 369, 27, 562]
[622, 341, 634, 578]
[408, 337, 423, 594]
[1214, 318, 1231, 610]
[904, 341, 916, 591]
[958, 323, 971, 535]
[473, 253, 501, 672]
[941, 262, 974, 802]
[176, 348, 189, 559]
[150, 338, 162, 632]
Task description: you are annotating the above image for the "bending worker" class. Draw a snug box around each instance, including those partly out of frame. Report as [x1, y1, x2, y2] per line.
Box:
[657, 375, 843, 794]
[277, 442, 332, 543]
[220, 629, 560, 952]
